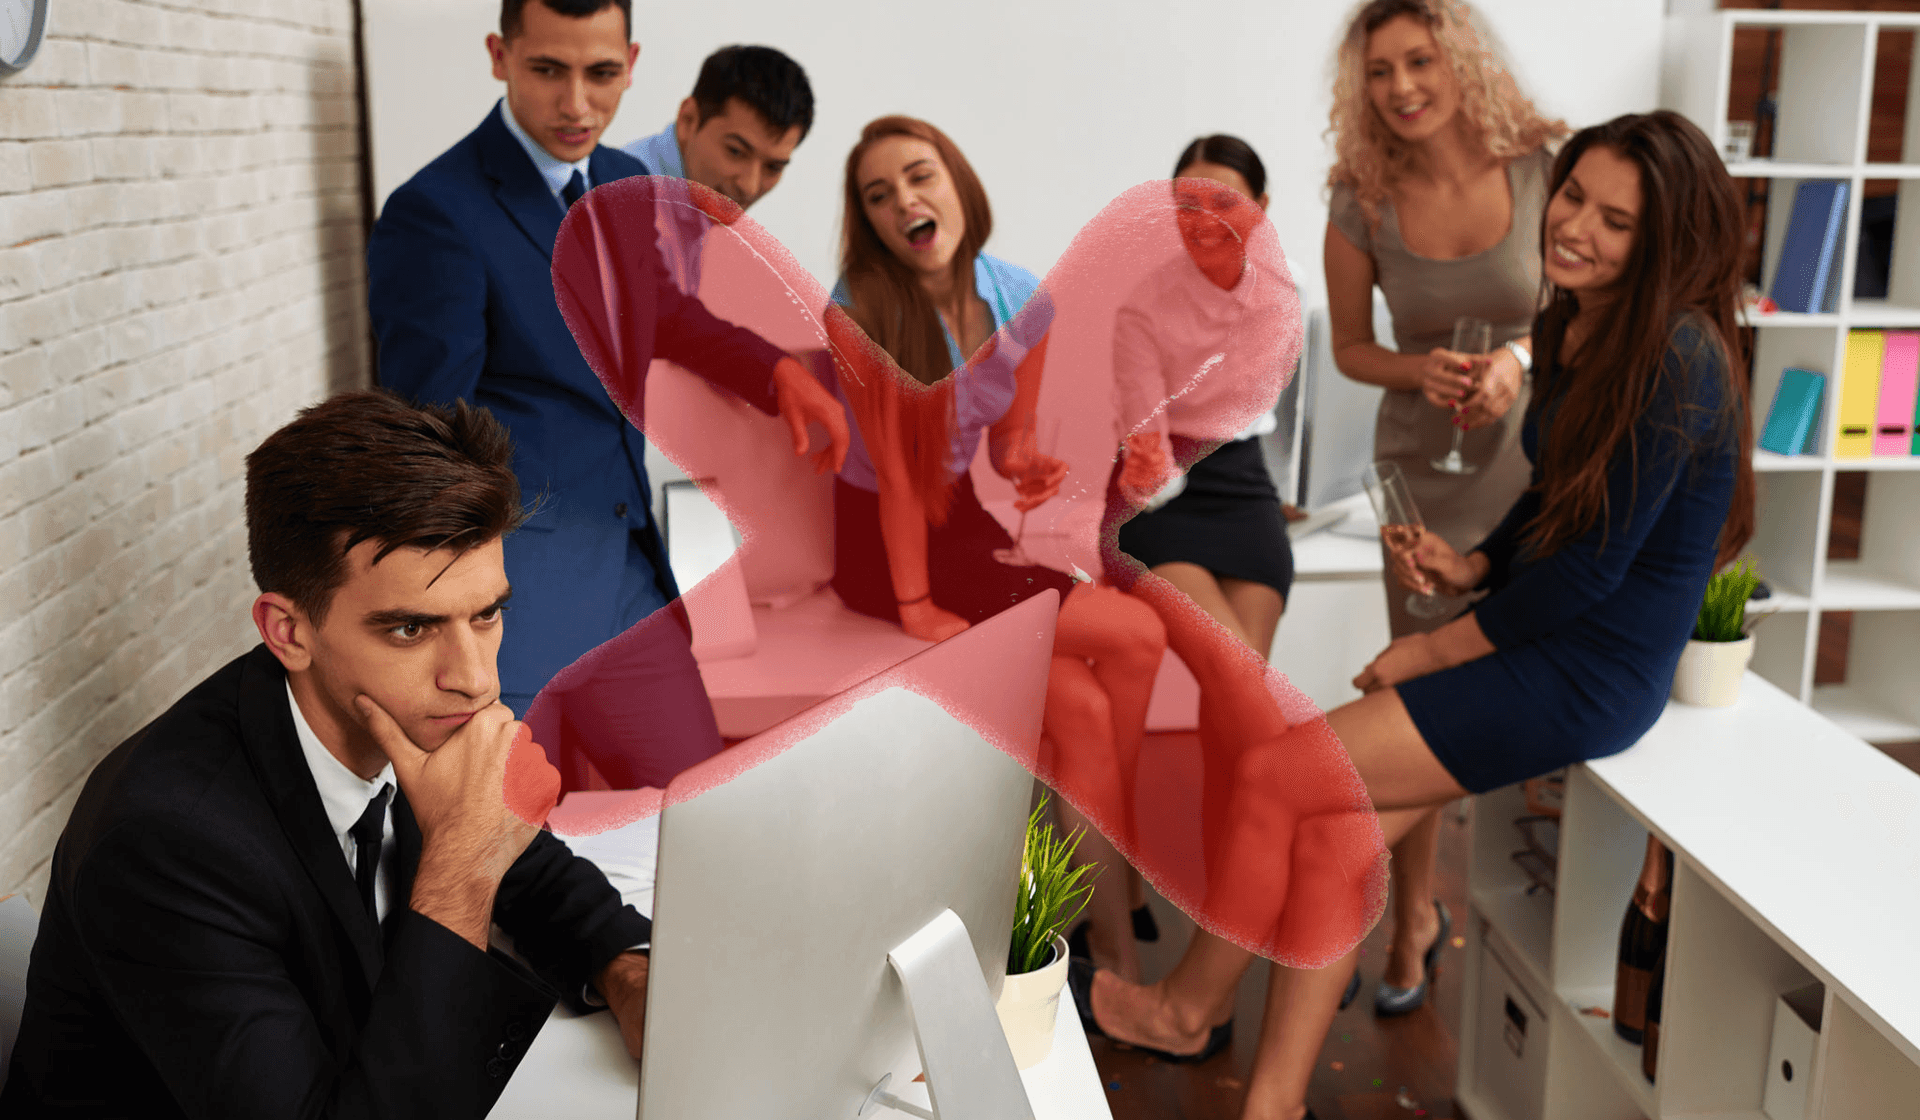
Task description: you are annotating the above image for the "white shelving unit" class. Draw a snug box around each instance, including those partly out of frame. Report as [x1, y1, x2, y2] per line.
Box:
[1455, 677, 1920, 1120]
[1664, 7, 1920, 744]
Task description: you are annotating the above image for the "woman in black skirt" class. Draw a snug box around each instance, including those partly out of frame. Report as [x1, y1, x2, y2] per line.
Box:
[1091, 135, 1303, 1013]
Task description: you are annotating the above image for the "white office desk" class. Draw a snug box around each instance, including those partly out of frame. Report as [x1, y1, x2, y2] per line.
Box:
[490, 796, 1115, 1120]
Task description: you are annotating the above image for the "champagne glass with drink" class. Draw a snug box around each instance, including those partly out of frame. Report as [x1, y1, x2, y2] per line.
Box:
[993, 417, 1061, 567]
[1364, 460, 1451, 620]
[1432, 316, 1490, 476]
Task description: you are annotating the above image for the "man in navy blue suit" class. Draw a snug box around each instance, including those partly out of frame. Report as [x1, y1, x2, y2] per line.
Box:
[366, 0, 846, 787]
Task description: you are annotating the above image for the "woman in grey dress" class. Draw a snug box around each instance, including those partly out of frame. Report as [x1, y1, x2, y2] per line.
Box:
[1323, 0, 1565, 1016]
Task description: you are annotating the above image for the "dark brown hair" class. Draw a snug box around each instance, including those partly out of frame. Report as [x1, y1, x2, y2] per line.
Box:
[245, 390, 526, 625]
[1527, 111, 1754, 567]
[1175, 134, 1267, 199]
[691, 45, 814, 139]
[499, 0, 629, 40]
[836, 116, 994, 523]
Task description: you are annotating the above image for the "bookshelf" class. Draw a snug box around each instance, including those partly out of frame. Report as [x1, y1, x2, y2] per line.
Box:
[1454, 678, 1920, 1120]
[1664, 7, 1920, 745]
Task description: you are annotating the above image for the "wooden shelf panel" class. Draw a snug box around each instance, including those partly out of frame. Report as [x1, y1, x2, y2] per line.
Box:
[1557, 990, 1659, 1120]
[1816, 562, 1920, 610]
[1811, 684, 1920, 742]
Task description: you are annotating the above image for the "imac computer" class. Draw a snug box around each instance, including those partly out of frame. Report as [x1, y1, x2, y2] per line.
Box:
[620, 590, 1058, 1118]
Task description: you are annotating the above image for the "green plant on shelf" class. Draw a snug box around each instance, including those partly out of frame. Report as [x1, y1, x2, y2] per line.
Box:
[1007, 795, 1097, 976]
[1694, 557, 1763, 642]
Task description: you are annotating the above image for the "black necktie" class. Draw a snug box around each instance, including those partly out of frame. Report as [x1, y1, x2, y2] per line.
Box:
[350, 784, 393, 922]
[562, 169, 586, 211]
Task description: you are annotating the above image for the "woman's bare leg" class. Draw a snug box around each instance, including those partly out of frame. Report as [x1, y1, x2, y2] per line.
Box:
[1044, 653, 1142, 982]
[1085, 687, 1468, 1096]
[1219, 576, 1285, 661]
[1383, 808, 1443, 990]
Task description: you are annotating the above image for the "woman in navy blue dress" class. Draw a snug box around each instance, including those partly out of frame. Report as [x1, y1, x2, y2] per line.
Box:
[1078, 111, 1755, 1119]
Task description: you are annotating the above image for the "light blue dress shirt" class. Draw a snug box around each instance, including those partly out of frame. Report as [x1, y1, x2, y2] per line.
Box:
[621, 122, 704, 297]
[831, 253, 1054, 492]
[498, 97, 592, 209]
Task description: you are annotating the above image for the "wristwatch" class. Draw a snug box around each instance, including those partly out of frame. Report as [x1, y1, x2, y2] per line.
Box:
[1504, 338, 1532, 374]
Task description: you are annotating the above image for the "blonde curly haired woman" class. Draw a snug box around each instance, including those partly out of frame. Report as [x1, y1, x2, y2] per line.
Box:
[1324, 0, 1566, 1019]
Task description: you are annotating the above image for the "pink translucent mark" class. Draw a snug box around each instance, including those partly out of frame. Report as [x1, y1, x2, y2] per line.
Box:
[533, 175, 1386, 967]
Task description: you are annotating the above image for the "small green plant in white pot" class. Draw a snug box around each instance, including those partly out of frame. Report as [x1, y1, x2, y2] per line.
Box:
[995, 795, 1096, 1069]
[1672, 558, 1762, 707]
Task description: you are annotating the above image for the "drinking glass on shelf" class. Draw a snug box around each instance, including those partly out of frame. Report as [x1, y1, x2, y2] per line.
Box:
[993, 417, 1061, 567]
[1363, 460, 1452, 620]
[1432, 315, 1491, 476]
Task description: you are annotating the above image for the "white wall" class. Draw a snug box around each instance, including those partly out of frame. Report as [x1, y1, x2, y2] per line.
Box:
[0, 0, 369, 905]
[364, 0, 1667, 306]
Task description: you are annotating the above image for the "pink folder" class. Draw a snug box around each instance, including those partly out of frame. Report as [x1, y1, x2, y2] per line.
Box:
[1877, 332, 1920, 456]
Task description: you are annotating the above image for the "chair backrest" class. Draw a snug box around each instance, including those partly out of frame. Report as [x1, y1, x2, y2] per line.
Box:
[0, 892, 40, 1089]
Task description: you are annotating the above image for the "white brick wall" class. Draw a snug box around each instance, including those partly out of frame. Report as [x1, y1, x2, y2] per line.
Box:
[0, 0, 369, 904]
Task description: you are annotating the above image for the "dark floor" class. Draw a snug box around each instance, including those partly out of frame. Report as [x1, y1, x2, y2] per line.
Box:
[1090, 474, 1920, 1118]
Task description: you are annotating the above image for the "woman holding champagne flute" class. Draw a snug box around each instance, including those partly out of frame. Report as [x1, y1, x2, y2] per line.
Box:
[1321, 0, 1565, 1013]
[1081, 109, 1755, 1120]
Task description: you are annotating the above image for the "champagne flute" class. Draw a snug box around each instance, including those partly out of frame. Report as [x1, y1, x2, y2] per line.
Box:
[1363, 460, 1451, 620]
[1432, 316, 1490, 475]
[994, 417, 1061, 567]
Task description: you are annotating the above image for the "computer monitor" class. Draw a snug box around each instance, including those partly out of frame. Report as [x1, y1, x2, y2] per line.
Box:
[634, 591, 1056, 1118]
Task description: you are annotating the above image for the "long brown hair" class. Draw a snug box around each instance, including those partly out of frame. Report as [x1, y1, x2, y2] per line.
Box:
[836, 116, 993, 523]
[1326, 0, 1566, 226]
[1526, 111, 1754, 568]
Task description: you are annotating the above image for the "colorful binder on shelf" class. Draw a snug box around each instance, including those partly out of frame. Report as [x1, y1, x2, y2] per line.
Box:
[1876, 332, 1920, 456]
[1768, 180, 1850, 314]
[1838, 330, 1884, 459]
[1759, 368, 1826, 456]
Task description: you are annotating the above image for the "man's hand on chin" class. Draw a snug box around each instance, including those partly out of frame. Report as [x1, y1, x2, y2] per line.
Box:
[598, 950, 650, 1061]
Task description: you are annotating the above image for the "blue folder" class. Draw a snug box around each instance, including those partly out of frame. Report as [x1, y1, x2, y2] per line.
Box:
[1768, 181, 1850, 314]
[1759, 368, 1826, 455]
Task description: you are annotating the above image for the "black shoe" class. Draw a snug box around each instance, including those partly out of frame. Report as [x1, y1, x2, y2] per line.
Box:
[1339, 966, 1361, 1011]
[1068, 957, 1233, 1064]
[1131, 904, 1160, 943]
[1374, 899, 1452, 1017]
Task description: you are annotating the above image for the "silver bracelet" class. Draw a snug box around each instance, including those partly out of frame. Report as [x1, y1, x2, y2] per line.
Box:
[1504, 338, 1532, 373]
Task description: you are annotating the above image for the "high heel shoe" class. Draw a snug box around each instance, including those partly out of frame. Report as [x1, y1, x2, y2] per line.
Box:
[1373, 899, 1451, 1017]
[1068, 957, 1232, 1064]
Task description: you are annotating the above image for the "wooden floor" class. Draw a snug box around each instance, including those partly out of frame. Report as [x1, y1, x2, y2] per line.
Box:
[1090, 473, 1920, 1118]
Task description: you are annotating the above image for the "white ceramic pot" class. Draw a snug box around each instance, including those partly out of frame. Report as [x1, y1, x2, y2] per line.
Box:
[995, 935, 1069, 1069]
[1671, 635, 1754, 707]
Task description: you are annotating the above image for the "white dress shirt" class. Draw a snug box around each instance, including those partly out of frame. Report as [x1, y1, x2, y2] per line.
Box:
[286, 682, 397, 924]
[497, 97, 592, 209]
[1112, 251, 1294, 443]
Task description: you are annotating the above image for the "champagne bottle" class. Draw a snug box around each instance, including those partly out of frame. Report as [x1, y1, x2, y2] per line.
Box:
[1643, 941, 1666, 1082]
[1613, 838, 1672, 1044]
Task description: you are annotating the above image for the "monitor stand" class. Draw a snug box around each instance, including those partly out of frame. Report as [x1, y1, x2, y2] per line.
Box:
[857, 909, 1037, 1120]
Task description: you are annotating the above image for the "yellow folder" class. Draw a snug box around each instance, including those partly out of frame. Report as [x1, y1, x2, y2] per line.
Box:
[1838, 330, 1884, 459]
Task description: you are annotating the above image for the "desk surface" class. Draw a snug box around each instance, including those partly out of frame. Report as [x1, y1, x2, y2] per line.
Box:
[1586, 674, 1920, 1062]
[487, 975, 1112, 1119]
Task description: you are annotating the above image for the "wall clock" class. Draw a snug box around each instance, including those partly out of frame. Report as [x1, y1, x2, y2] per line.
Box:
[0, 0, 49, 78]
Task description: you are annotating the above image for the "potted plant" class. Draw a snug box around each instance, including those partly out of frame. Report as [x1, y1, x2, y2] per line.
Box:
[1672, 557, 1762, 707]
[995, 795, 1096, 1069]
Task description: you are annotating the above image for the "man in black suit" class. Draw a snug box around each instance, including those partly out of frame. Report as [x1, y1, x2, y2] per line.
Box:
[1, 392, 654, 1118]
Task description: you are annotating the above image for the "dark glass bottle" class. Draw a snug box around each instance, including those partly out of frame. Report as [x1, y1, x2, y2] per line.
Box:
[1613, 839, 1672, 1044]
[1643, 942, 1667, 1082]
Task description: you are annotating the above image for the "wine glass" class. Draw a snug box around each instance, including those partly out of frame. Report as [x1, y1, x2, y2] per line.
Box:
[993, 417, 1062, 567]
[1363, 460, 1452, 620]
[1431, 316, 1491, 476]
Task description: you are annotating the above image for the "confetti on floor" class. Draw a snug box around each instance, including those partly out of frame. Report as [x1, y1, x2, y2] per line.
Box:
[1215, 1076, 1244, 1090]
[1107, 1080, 1122, 1091]
[1452, 935, 1466, 948]
[1578, 1005, 1612, 1019]
[1330, 1061, 1345, 1072]
[1396, 1086, 1419, 1110]
[1341, 1033, 1353, 1043]
[1372, 1078, 1384, 1088]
